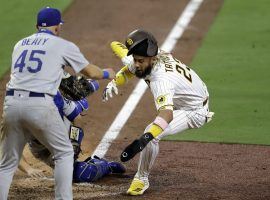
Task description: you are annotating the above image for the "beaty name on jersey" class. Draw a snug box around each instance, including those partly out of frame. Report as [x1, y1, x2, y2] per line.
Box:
[21, 38, 49, 46]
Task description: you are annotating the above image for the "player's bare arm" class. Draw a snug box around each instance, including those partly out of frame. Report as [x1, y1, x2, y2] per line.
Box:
[81, 64, 115, 80]
[18, 154, 45, 178]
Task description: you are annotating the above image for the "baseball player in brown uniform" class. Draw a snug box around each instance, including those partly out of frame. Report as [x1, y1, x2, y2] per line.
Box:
[103, 29, 214, 195]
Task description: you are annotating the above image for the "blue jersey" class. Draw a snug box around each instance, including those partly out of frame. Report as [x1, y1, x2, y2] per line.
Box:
[54, 91, 88, 121]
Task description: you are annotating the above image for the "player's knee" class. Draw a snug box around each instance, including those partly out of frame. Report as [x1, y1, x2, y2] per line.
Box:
[0, 156, 19, 169]
[73, 161, 96, 182]
[53, 144, 74, 162]
[64, 146, 74, 158]
[108, 161, 126, 174]
[88, 157, 111, 177]
[73, 159, 110, 183]
[90, 156, 125, 174]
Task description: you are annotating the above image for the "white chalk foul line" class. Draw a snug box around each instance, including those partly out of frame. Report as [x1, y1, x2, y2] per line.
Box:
[92, 0, 204, 158]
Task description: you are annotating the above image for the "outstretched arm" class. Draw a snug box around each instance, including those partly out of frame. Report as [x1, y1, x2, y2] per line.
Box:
[102, 65, 134, 101]
[81, 64, 115, 80]
[102, 41, 135, 101]
[114, 65, 134, 86]
[19, 153, 45, 178]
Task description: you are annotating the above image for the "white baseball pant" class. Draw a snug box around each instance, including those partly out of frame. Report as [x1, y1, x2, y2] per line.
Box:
[134, 103, 213, 182]
[0, 90, 74, 200]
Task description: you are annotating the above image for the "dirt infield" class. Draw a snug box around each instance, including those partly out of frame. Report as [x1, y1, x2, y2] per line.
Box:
[1, 0, 270, 199]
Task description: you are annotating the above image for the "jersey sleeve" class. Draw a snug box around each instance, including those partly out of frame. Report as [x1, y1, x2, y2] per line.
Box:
[62, 98, 78, 121]
[63, 42, 89, 73]
[63, 97, 89, 121]
[122, 55, 134, 66]
[150, 79, 175, 111]
[126, 59, 136, 74]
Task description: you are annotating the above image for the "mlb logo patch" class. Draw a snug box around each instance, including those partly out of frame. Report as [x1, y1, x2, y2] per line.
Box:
[70, 126, 80, 140]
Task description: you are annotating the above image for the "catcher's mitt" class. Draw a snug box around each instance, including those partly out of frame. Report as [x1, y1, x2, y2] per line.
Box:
[59, 75, 98, 101]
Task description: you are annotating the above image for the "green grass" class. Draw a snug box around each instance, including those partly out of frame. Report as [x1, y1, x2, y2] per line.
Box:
[165, 0, 270, 145]
[0, 0, 72, 77]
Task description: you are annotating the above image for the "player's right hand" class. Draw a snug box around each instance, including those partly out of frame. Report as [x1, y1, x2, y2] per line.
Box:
[102, 80, 118, 101]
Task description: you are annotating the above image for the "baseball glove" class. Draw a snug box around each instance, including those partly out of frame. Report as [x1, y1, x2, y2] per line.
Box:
[59, 75, 96, 101]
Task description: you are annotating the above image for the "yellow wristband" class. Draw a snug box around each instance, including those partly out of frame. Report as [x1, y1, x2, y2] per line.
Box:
[114, 65, 134, 86]
[148, 124, 163, 138]
[114, 71, 126, 86]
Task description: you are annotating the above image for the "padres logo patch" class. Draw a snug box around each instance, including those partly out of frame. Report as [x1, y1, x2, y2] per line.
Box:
[126, 38, 133, 46]
[156, 95, 166, 105]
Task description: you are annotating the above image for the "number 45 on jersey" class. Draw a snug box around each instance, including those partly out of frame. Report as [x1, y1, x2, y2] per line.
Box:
[14, 50, 46, 73]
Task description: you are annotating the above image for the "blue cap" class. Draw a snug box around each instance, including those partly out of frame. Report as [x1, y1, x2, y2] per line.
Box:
[37, 7, 64, 27]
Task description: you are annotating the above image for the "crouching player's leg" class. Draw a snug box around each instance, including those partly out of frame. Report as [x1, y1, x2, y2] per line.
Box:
[69, 126, 84, 161]
[73, 156, 126, 183]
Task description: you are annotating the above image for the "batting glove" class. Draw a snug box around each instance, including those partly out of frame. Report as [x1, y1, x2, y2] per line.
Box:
[102, 80, 118, 101]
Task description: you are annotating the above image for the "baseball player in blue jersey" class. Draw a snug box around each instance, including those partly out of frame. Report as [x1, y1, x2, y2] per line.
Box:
[19, 77, 125, 181]
[0, 7, 115, 200]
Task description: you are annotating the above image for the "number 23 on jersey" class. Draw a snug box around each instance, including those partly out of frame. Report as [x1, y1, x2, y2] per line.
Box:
[14, 50, 46, 73]
[173, 57, 192, 83]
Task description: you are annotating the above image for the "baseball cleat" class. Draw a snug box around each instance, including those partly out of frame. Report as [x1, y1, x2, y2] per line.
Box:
[110, 41, 128, 59]
[127, 178, 149, 195]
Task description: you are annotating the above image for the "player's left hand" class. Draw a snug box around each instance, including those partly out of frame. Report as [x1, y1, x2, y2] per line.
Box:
[60, 75, 96, 101]
[120, 132, 154, 162]
[102, 80, 118, 101]
[26, 168, 45, 178]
